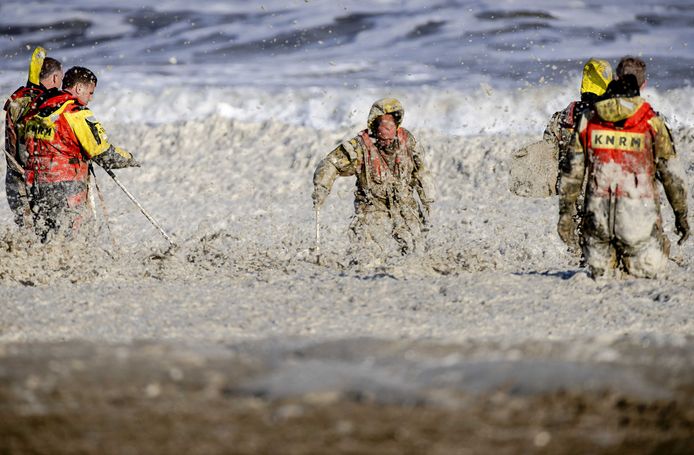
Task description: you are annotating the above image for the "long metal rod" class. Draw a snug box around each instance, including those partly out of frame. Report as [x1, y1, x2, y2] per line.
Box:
[90, 166, 115, 250]
[315, 208, 321, 265]
[102, 167, 176, 248]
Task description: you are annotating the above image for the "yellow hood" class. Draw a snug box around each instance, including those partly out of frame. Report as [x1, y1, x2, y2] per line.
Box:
[581, 58, 612, 96]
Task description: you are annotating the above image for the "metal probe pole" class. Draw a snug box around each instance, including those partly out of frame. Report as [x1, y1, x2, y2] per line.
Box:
[103, 167, 176, 248]
[315, 208, 321, 265]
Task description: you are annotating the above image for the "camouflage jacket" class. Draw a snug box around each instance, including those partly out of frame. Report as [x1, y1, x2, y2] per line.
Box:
[4, 84, 44, 169]
[313, 127, 435, 221]
[544, 100, 596, 165]
[559, 95, 688, 221]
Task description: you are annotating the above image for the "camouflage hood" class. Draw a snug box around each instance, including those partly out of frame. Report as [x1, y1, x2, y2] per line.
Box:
[594, 96, 646, 123]
[367, 98, 404, 132]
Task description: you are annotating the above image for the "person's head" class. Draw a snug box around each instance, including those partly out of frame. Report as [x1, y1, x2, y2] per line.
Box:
[580, 58, 612, 98]
[602, 74, 640, 99]
[375, 114, 397, 145]
[616, 56, 647, 89]
[39, 57, 63, 90]
[62, 66, 98, 105]
[367, 97, 404, 135]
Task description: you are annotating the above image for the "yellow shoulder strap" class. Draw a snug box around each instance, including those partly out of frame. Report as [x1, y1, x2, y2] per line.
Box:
[28, 47, 47, 86]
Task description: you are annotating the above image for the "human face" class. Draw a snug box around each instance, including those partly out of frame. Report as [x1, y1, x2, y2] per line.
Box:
[41, 70, 63, 90]
[376, 114, 397, 145]
[73, 82, 96, 105]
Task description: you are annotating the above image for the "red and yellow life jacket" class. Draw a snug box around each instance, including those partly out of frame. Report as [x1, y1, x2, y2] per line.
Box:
[582, 102, 658, 199]
[24, 91, 106, 185]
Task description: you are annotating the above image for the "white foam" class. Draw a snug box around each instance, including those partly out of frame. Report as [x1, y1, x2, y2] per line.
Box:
[17, 83, 686, 137]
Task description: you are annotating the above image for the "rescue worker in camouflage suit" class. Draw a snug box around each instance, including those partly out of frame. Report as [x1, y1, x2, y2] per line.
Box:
[545, 58, 613, 183]
[557, 71, 689, 278]
[312, 98, 435, 255]
[3, 48, 63, 228]
[24, 66, 139, 241]
[545, 59, 613, 258]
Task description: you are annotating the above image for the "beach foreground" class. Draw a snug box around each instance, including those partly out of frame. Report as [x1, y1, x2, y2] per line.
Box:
[1, 337, 693, 454]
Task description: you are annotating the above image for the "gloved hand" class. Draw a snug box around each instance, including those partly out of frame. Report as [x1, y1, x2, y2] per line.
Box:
[675, 213, 690, 245]
[122, 149, 141, 168]
[557, 212, 579, 252]
[312, 185, 329, 209]
[94, 146, 141, 169]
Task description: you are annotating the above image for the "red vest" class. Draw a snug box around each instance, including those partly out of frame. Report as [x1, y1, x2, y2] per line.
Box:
[582, 102, 657, 199]
[24, 92, 90, 185]
[359, 128, 410, 181]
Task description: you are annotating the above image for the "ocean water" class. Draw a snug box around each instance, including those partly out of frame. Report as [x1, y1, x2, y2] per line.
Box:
[1, 1, 693, 134]
[1, 0, 693, 88]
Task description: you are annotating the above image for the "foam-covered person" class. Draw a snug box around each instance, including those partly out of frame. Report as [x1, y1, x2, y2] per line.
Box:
[23, 66, 139, 241]
[546, 58, 613, 256]
[557, 70, 689, 278]
[544, 60, 614, 164]
[312, 98, 435, 255]
[3, 48, 63, 227]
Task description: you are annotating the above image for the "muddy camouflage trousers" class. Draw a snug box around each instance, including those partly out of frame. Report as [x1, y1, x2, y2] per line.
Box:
[581, 195, 669, 278]
[348, 203, 424, 256]
[5, 167, 31, 227]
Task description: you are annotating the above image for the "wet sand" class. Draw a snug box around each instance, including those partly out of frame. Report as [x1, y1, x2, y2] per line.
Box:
[2, 337, 694, 454]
